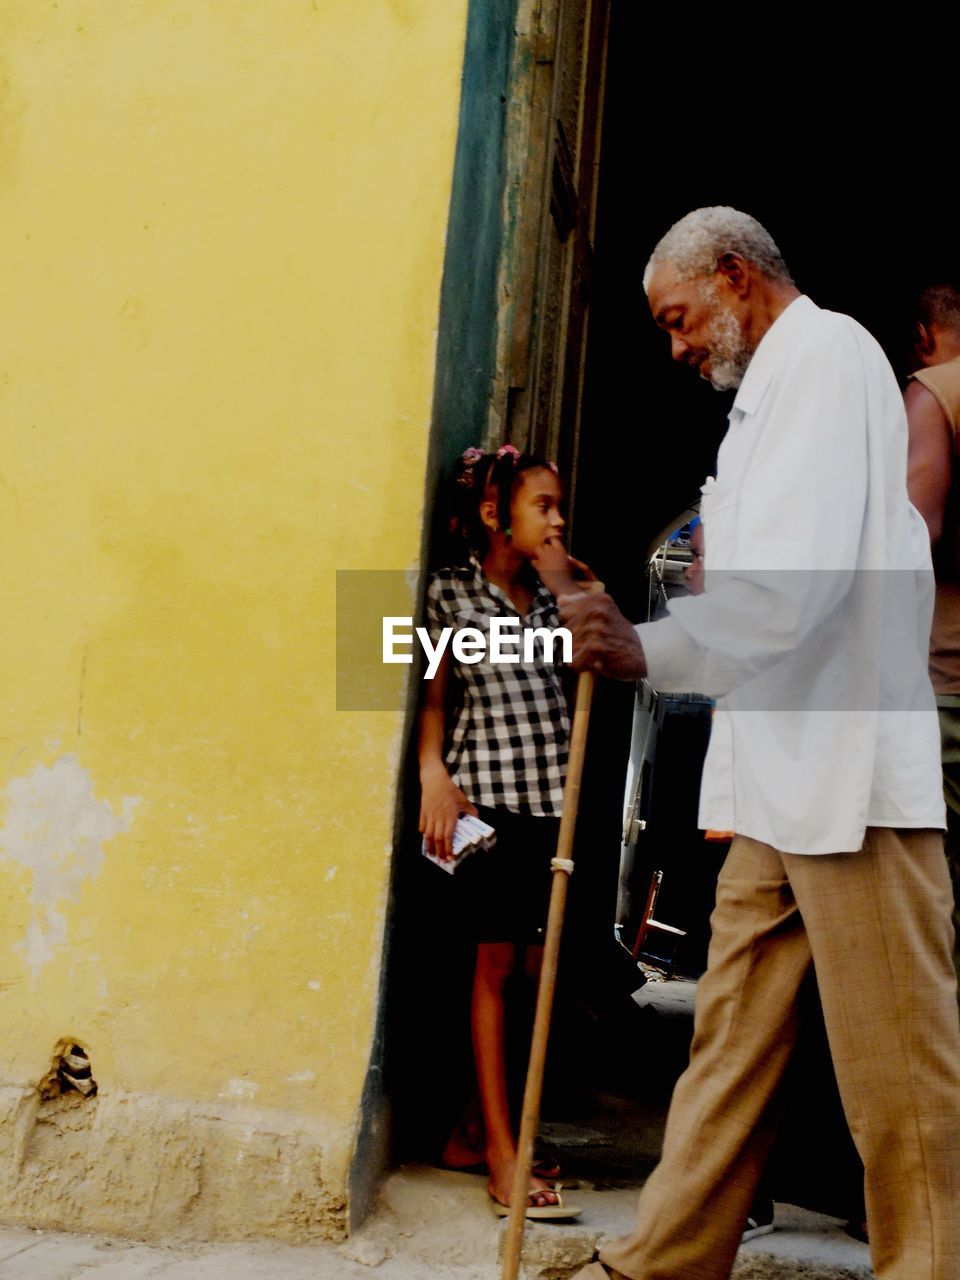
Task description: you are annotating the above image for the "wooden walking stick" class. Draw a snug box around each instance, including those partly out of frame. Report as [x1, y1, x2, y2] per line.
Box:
[500, 664, 596, 1280]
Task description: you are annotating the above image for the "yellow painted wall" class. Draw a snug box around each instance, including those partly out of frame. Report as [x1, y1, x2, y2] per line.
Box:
[0, 0, 467, 1240]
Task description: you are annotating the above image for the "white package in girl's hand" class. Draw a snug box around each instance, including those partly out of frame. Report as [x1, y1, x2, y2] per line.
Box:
[421, 814, 496, 874]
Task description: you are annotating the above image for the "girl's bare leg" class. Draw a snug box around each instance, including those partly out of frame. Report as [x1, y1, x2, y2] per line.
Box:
[523, 942, 544, 983]
[472, 941, 556, 1207]
[441, 1089, 485, 1168]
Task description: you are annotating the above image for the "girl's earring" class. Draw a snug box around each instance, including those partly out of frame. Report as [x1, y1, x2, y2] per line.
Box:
[504, 527, 512, 541]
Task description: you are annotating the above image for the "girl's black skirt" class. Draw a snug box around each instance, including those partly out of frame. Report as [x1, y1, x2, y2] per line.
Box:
[454, 806, 561, 946]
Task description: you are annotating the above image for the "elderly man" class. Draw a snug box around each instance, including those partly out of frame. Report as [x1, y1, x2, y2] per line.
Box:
[564, 209, 960, 1280]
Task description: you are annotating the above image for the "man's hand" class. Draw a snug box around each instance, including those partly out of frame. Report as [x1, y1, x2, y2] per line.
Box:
[557, 590, 647, 680]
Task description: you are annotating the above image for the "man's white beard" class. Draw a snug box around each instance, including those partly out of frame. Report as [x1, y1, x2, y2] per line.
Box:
[702, 296, 754, 392]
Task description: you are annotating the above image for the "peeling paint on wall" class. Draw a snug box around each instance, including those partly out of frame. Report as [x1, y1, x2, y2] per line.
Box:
[223, 1079, 258, 1101]
[0, 756, 139, 975]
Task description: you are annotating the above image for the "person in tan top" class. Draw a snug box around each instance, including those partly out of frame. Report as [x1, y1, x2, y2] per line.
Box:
[906, 282, 960, 973]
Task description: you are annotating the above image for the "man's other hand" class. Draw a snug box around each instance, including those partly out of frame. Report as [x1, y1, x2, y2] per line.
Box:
[557, 590, 647, 680]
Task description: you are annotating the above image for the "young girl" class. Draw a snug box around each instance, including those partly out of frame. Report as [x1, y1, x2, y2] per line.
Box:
[419, 444, 588, 1219]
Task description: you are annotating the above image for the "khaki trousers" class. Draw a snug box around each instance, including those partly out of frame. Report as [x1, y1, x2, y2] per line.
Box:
[601, 828, 960, 1280]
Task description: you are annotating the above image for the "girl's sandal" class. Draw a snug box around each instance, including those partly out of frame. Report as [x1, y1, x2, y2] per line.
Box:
[489, 1184, 582, 1221]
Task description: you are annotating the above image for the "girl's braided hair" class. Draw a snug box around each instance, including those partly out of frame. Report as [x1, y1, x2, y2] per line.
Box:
[440, 444, 557, 562]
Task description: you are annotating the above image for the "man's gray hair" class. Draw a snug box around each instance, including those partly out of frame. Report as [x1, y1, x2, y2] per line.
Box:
[643, 207, 794, 292]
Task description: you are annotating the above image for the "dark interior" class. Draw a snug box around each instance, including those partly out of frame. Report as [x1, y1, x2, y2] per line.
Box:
[555, 6, 960, 1211]
[575, 11, 960, 606]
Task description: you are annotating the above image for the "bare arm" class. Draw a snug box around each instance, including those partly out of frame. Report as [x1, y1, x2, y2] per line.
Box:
[417, 650, 477, 860]
[417, 646, 451, 774]
[906, 380, 952, 546]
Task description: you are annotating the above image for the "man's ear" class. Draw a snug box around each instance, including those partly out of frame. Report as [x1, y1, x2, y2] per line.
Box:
[716, 251, 750, 297]
[478, 497, 499, 533]
[915, 322, 936, 366]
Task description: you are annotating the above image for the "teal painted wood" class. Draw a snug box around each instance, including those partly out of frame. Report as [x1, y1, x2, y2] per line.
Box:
[430, 0, 514, 472]
[351, 8, 517, 1214]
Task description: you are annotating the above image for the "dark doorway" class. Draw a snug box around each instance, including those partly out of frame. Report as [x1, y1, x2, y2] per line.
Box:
[575, 10, 960, 607]
[552, 3, 960, 1215]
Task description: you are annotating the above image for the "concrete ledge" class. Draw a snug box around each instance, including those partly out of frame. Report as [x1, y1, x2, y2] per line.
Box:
[0, 1086, 349, 1244]
[0, 1168, 876, 1278]
[511, 1193, 874, 1280]
[733, 1204, 872, 1280]
[354, 1168, 874, 1280]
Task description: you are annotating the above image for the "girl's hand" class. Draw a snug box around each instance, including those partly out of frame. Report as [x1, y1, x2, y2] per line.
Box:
[532, 535, 598, 597]
[419, 763, 478, 861]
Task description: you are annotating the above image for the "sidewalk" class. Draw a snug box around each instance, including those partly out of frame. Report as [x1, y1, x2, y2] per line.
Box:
[0, 1166, 874, 1278]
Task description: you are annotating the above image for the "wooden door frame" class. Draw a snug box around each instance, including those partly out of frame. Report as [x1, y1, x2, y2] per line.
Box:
[488, 0, 610, 539]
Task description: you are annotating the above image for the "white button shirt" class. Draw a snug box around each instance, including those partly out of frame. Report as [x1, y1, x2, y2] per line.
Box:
[637, 295, 945, 854]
